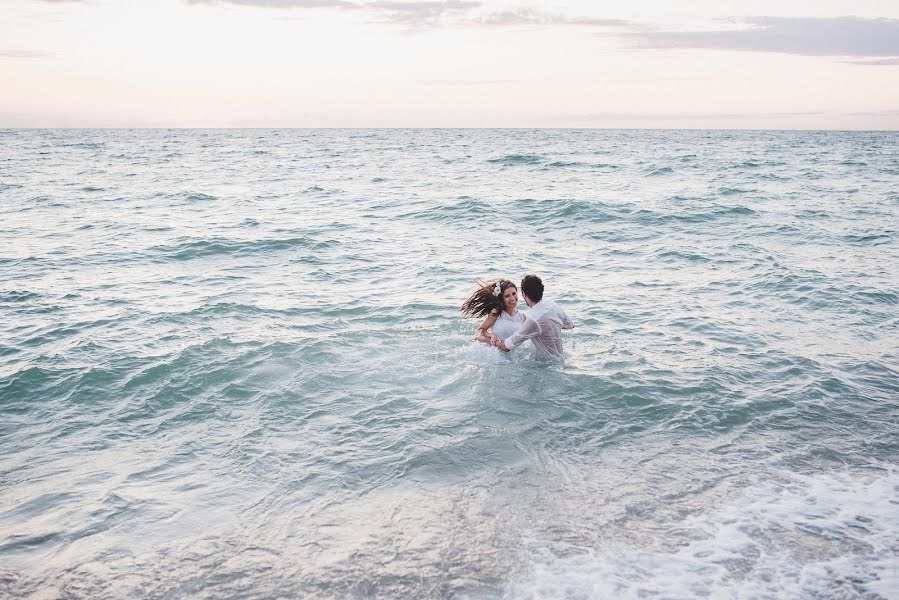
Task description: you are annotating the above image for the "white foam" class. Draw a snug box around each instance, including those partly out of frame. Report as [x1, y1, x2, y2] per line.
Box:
[470, 342, 512, 364]
[509, 467, 899, 599]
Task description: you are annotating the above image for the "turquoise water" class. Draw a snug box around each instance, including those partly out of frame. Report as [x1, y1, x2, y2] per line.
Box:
[1, 128, 897, 598]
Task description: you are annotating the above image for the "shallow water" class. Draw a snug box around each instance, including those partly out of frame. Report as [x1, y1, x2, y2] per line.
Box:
[1, 128, 898, 599]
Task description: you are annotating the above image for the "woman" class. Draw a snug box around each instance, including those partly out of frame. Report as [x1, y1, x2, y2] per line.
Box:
[460, 279, 526, 348]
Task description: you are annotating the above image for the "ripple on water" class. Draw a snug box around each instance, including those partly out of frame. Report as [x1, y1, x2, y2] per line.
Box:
[146, 235, 339, 261]
[487, 153, 543, 166]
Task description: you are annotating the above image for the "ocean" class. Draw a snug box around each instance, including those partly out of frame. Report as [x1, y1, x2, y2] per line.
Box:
[1, 128, 897, 599]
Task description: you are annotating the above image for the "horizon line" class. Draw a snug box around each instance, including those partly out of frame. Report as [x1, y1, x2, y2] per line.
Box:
[2, 126, 898, 132]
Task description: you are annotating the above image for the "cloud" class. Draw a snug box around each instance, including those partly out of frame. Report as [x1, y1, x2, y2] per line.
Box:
[420, 78, 510, 86]
[630, 16, 899, 59]
[185, 0, 483, 28]
[849, 57, 899, 66]
[185, 0, 356, 8]
[354, 3, 632, 30]
[184, 0, 479, 14]
[845, 109, 899, 117]
[178, 3, 899, 56]
[552, 110, 829, 123]
[183, 1, 633, 30]
[0, 49, 53, 59]
[367, 0, 481, 26]
[469, 8, 627, 28]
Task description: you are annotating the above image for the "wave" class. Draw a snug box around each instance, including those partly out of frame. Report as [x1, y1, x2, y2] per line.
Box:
[145, 191, 218, 203]
[508, 468, 899, 600]
[543, 161, 582, 168]
[843, 232, 893, 245]
[409, 196, 492, 222]
[656, 250, 711, 263]
[795, 209, 829, 220]
[0, 290, 41, 303]
[515, 198, 621, 226]
[538, 160, 622, 171]
[148, 235, 336, 261]
[735, 159, 787, 168]
[759, 173, 792, 181]
[842, 360, 899, 397]
[487, 154, 543, 166]
[645, 166, 673, 177]
[152, 302, 317, 322]
[59, 142, 105, 150]
[850, 290, 898, 306]
[718, 187, 752, 196]
[179, 192, 217, 202]
[0, 365, 81, 406]
[743, 270, 898, 315]
[634, 205, 756, 225]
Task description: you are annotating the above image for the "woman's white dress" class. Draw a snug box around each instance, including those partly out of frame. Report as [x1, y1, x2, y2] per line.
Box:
[490, 310, 525, 342]
[470, 310, 526, 363]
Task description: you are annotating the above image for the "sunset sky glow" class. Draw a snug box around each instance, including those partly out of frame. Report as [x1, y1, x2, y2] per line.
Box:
[3, 0, 898, 128]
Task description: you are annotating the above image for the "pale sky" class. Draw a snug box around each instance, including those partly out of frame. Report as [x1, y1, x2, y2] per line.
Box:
[2, 0, 898, 128]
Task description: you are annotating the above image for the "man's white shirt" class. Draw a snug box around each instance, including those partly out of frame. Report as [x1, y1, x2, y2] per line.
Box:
[504, 300, 574, 359]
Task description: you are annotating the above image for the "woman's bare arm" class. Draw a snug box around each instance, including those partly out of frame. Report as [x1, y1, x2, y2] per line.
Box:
[474, 312, 499, 344]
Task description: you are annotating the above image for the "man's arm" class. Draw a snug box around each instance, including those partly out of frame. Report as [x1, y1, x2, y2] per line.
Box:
[498, 317, 541, 352]
[560, 307, 574, 330]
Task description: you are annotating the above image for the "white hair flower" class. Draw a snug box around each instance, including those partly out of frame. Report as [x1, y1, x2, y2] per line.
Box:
[493, 282, 502, 296]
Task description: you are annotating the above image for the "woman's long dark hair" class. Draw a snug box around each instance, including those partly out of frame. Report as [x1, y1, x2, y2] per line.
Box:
[460, 279, 516, 318]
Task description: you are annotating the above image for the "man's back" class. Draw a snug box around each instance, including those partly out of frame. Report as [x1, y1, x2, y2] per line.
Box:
[504, 299, 574, 359]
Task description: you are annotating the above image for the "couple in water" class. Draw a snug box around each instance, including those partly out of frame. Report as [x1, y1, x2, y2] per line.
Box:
[461, 274, 574, 360]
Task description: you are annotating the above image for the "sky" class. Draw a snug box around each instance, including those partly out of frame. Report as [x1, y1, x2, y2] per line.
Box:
[2, 0, 899, 128]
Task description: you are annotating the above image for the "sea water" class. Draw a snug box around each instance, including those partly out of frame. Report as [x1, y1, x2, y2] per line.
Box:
[1, 128, 897, 599]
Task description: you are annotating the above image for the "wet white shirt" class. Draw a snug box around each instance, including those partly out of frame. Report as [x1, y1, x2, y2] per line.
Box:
[504, 300, 573, 359]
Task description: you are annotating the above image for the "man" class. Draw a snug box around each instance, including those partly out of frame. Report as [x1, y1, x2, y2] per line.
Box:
[496, 274, 573, 360]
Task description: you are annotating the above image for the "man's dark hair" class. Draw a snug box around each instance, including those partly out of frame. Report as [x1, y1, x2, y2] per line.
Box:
[520, 274, 544, 303]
